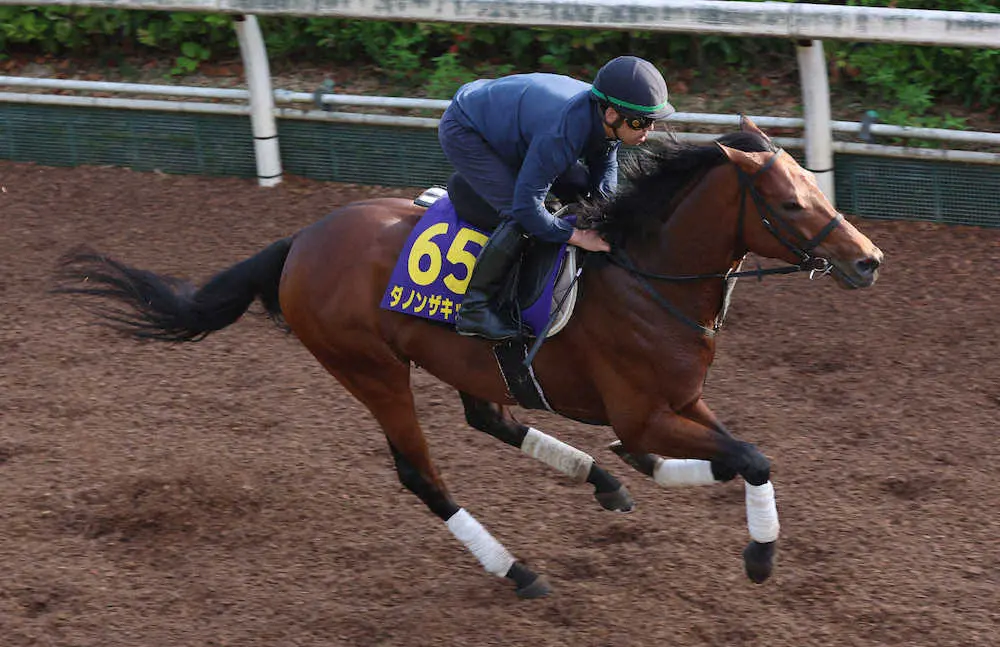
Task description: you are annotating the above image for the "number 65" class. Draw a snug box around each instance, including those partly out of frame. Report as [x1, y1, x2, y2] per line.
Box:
[407, 223, 489, 295]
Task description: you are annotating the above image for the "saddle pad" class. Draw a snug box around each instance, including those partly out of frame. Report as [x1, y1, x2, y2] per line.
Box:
[380, 196, 576, 338]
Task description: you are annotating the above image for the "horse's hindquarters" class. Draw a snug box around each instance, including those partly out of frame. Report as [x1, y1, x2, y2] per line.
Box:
[279, 199, 419, 350]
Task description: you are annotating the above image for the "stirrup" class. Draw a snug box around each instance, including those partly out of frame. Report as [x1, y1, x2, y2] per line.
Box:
[455, 322, 521, 341]
[455, 310, 528, 341]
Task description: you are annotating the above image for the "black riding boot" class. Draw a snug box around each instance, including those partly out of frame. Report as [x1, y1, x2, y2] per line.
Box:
[455, 219, 529, 341]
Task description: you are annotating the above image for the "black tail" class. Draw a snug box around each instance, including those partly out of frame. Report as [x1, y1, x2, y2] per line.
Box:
[53, 238, 293, 342]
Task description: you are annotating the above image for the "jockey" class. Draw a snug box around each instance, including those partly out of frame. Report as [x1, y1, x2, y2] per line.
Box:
[439, 55, 675, 341]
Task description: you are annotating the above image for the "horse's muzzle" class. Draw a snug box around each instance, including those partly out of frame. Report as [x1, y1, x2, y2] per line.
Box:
[833, 247, 883, 289]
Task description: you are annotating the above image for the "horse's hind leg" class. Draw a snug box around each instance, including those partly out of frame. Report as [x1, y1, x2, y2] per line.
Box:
[320, 360, 550, 598]
[460, 392, 633, 512]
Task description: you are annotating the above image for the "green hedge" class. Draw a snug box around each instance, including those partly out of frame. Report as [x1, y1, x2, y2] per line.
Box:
[0, 1, 997, 127]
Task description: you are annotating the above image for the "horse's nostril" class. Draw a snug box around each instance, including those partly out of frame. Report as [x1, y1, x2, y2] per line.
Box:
[857, 257, 881, 274]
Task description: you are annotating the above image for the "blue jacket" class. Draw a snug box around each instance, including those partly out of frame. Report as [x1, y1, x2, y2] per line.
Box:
[450, 73, 619, 243]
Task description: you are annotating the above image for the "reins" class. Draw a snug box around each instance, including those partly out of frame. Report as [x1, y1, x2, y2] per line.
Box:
[607, 248, 829, 283]
[607, 148, 843, 337]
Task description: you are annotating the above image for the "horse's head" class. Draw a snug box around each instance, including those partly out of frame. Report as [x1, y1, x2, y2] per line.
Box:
[717, 116, 883, 289]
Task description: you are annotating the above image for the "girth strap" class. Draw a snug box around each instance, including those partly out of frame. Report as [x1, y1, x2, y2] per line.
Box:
[494, 339, 552, 411]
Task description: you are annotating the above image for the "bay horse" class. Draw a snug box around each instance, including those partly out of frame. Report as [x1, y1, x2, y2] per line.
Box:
[55, 116, 882, 599]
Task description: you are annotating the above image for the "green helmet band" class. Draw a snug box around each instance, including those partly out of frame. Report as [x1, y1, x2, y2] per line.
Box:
[590, 87, 670, 114]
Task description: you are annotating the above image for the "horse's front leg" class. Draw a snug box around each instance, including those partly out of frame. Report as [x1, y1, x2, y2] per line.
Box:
[613, 403, 779, 583]
[611, 398, 738, 485]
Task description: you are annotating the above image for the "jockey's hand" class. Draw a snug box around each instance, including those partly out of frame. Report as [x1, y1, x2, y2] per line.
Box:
[568, 228, 611, 253]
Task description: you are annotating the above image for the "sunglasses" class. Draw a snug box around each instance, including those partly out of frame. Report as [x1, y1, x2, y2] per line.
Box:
[624, 115, 655, 130]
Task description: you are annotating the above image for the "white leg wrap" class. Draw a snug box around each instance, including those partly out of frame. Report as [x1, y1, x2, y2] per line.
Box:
[745, 481, 780, 543]
[521, 427, 593, 482]
[445, 508, 516, 577]
[653, 458, 717, 487]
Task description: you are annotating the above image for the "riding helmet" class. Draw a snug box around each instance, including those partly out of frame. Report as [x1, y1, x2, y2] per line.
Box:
[591, 55, 675, 120]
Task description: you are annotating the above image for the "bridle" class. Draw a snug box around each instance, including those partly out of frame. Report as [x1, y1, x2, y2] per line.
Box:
[734, 149, 843, 271]
[606, 148, 844, 337]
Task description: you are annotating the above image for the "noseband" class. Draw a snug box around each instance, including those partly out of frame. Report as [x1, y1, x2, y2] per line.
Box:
[607, 148, 844, 337]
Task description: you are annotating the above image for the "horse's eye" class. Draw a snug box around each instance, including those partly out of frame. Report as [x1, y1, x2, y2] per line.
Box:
[782, 201, 804, 212]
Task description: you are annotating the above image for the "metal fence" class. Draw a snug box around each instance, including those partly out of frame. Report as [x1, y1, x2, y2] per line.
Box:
[2, 102, 997, 227]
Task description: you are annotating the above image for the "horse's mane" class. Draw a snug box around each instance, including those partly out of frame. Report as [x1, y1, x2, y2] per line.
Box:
[579, 131, 777, 241]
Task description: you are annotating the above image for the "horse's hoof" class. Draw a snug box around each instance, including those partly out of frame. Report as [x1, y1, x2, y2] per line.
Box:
[595, 485, 635, 513]
[743, 540, 777, 583]
[515, 574, 552, 599]
[506, 562, 552, 599]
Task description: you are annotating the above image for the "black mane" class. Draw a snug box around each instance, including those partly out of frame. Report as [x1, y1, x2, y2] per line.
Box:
[580, 131, 776, 241]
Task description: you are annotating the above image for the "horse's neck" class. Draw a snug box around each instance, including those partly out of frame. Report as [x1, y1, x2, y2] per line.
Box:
[624, 165, 740, 330]
[662, 166, 739, 272]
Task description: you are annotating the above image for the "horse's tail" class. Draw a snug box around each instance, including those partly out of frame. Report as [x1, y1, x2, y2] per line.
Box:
[53, 237, 293, 342]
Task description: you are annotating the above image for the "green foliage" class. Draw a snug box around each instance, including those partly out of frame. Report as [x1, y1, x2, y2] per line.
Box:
[172, 40, 211, 75]
[828, 39, 998, 124]
[800, 0, 1000, 124]
[1, 4, 996, 120]
[0, 8, 236, 75]
[425, 52, 478, 99]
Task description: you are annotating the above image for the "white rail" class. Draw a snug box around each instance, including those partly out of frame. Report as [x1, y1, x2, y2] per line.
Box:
[797, 41, 834, 196]
[4, 76, 998, 147]
[4, 87, 998, 166]
[5, 0, 999, 48]
[235, 16, 280, 186]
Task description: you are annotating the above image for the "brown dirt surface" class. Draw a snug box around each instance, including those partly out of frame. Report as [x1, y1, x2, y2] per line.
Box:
[1, 160, 999, 647]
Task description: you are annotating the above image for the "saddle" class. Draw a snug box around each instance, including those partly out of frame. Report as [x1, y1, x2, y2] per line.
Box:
[382, 180, 584, 412]
[383, 182, 580, 340]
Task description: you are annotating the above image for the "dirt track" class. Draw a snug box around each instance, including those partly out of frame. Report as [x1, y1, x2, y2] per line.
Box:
[1, 160, 998, 647]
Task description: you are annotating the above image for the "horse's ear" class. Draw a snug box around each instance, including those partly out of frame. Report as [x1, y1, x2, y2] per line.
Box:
[739, 114, 769, 140]
[717, 143, 764, 172]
